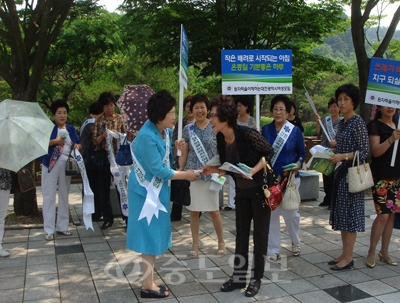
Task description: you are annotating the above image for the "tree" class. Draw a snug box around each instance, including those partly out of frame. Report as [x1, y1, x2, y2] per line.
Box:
[121, 0, 347, 86]
[0, 0, 74, 215]
[350, 0, 400, 121]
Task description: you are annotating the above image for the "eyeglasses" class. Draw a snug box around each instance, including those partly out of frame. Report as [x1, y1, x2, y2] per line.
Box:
[273, 108, 286, 113]
[210, 112, 218, 118]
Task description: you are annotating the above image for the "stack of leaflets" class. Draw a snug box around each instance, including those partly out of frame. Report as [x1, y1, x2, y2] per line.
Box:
[219, 162, 253, 179]
[306, 149, 336, 176]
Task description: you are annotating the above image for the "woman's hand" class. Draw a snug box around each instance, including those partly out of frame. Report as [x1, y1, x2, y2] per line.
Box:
[53, 135, 65, 146]
[185, 170, 200, 181]
[74, 143, 82, 151]
[314, 113, 321, 121]
[175, 139, 188, 152]
[390, 129, 400, 144]
[201, 166, 219, 176]
[329, 154, 344, 163]
[328, 139, 337, 147]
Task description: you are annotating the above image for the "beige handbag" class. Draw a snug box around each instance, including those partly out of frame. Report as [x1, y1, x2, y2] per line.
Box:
[282, 172, 301, 211]
[347, 151, 374, 193]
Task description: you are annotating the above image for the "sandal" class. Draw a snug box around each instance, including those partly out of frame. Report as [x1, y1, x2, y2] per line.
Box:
[292, 243, 301, 256]
[221, 278, 246, 292]
[140, 287, 169, 298]
[189, 244, 199, 258]
[267, 253, 280, 262]
[245, 279, 261, 297]
[217, 243, 226, 257]
[45, 234, 54, 241]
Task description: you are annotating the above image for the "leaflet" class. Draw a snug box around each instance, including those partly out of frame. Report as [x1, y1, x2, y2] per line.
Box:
[219, 162, 253, 180]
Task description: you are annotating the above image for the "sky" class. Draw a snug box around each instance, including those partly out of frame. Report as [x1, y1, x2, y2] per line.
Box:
[98, 0, 398, 28]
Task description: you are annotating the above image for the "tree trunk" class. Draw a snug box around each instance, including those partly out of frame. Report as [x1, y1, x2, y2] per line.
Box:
[13, 162, 39, 216]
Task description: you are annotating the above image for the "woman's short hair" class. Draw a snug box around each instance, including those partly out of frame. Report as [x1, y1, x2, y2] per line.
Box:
[235, 96, 253, 114]
[290, 100, 297, 113]
[147, 90, 176, 124]
[190, 94, 209, 112]
[209, 95, 237, 128]
[89, 102, 103, 115]
[269, 95, 292, 113]
[97, 92, 116, 107]
[335, 84, 360, 110]
[184, 95, 193, 108]
[50, 100, 69, 115]
[327, 97, 337, 108]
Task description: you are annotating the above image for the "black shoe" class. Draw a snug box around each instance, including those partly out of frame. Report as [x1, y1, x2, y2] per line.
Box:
[245, 279, 261, 297]
[319, 201, 330, 207]
[221, 278, 246, 292]
[328, 259, 338, 265]
[330, 260, 354, 270]
[140, 287, 169, 298]
[171, 217, 181, 222]
[224, 206, 234, 211]
[100, 222, 113, 230]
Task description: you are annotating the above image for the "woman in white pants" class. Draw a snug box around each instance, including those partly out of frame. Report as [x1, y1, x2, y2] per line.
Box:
[261, 95, 306, 262]
[0, 168, 11, 257]
[38, 100, 81, 241]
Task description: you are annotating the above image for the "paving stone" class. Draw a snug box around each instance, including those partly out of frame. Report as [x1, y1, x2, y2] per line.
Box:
[98, 289, 138, 303]
[276, 278, 319, 295]
[0, 288, 24, 303]
[294, 290, 341, 303]
[0, 276, 24, 290]
[25, 273, 59, 287]
[24, 285, 60, 301]
[353, 280, 397, 296]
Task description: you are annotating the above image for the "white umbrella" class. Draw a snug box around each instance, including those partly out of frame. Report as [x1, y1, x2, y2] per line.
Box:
[0, 99, 54, 172]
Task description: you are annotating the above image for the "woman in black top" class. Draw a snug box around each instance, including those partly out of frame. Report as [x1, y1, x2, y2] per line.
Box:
[203, 95, 274, 297]
[287, 101, 304, 133]
[366, 106, 400, 268]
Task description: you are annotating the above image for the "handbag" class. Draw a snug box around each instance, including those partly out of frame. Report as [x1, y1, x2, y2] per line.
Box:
[348, 150, 374, 193]
[282, 172, 301, 210]
[170, 179, 191, 206]
[116, 136, 133, 166]
[65, 145, 80, 176]
[261, 157, 286, 211]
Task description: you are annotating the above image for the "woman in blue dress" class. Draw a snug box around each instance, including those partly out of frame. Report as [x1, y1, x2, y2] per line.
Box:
[328, 84, 370, 270]
[126, 90, 199, 299]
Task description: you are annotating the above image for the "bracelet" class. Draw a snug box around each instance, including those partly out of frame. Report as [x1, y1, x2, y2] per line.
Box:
[345, 153, 348, 161]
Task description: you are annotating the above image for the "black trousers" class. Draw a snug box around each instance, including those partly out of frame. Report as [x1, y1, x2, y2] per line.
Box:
[322, 173, 334, 205]
[86, 168, 102, 219]
[232, 187, 271, 282]
[96, 168, 113, 224]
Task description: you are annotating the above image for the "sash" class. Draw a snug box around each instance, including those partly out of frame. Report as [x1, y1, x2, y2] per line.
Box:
[271, 121, 295, 166]
[188, 122, 210, 166]
[72, 148, 94, 230]
[325, 116, 336, 141]
[80, 118, 95, 136]
[132, 129, 170, 225]
[105, 130, 129, 217]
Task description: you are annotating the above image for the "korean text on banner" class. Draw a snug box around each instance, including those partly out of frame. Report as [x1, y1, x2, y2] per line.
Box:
[179, 25, 189, 89]
[221, 49, 292, 95]
[365, 57, 400, 108]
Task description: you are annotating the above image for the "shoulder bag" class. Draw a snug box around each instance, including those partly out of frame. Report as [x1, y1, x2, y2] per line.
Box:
[282, 171, 301, 210]
[66, 145, 80, 176]
[348, 150, 374, 193]
[170, 180, 191, 206]
[262, 157, 287, 211]
[116, 135, 133, 166]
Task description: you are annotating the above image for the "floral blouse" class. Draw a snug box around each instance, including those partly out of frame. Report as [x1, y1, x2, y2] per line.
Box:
[0, 168, 12, 191]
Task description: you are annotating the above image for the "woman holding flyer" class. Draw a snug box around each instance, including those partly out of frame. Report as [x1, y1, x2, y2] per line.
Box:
[179, 94, 225, 258]
[203, 95, 273, 297]
[261, 95, 306, 262]
[315, 97, 342, 208]
[365, 106, 400, 268]
[126, 90, 199, 298]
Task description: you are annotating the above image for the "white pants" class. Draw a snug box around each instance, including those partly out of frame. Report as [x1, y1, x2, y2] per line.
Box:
[0, 189, 10, 249]
[227, 175, 236, 208]
[41, 159, 71, 234]
[267, 177, 301, 255]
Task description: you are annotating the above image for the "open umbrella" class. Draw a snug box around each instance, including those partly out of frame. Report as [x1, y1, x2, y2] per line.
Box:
[116, 85, 154, 136]
[0, 99, 54, 172]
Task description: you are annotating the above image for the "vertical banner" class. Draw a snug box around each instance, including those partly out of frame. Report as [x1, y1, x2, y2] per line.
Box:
[221, 49, 292, 129]
[177, 25, 189, 155]
[365, 57, 400, 166]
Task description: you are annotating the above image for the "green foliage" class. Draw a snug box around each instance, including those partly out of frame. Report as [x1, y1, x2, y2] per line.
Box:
[0, 80, 12, 100]
[303, 122, 317, 136]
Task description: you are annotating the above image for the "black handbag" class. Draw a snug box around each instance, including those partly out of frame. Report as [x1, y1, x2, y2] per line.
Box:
[170, 180, 191, 206]
[84, 144, 108, 169]
[116, 136, 133, 166]
[66, 145, 80, 176]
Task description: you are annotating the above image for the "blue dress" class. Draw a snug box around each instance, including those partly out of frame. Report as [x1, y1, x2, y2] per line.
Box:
[126, 120, 174, 256]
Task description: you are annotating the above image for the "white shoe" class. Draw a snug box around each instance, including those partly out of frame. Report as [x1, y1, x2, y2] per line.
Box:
[45, 234, 54, 241]
[0, 249, 9, 257]
[267, 253, 280, 262]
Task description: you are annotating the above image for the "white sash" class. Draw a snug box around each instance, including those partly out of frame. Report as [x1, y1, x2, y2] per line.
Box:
[271, 121, 295, 166]
[105, 130, 129, 217]
[325, 116, 336, 141]
[132, 129, 170, 225]
[72, 148, 94, 230]
[188, 122, 210, 166]
[80, 118, 95, 136]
